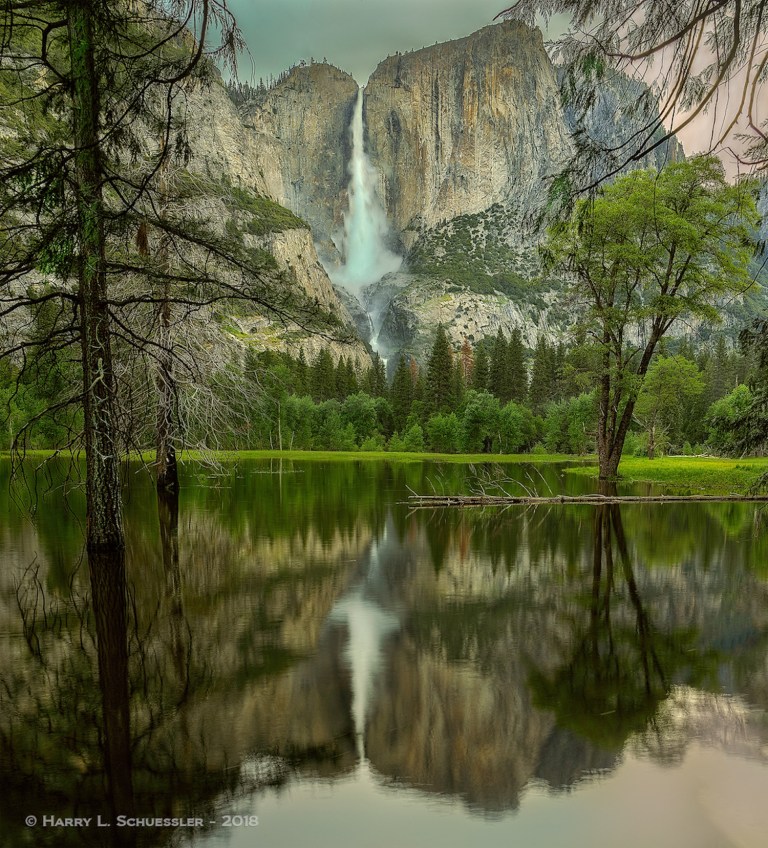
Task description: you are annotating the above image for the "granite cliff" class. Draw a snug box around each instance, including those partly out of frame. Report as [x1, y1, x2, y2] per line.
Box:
[363, 21, 572, 249]
[233, 21, 709, 361]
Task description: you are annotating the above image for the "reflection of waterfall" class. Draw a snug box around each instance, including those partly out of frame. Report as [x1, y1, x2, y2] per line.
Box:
[331, 88, 401, 355]
[329, 531, 399, 760]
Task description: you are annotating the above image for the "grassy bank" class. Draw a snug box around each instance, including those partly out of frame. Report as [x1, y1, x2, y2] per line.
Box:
[169, 450, 583, 464]
[567, 456, 768, 494]
[0, 449, 583, 464]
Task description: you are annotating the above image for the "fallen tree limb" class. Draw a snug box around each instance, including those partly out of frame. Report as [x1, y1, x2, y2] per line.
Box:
[408, 493, 768, 507]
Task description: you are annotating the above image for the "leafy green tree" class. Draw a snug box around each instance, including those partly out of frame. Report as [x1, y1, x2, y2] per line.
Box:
[426, 413, 462, 453]
[544, 156, 759, 478]
[282, 395, 316, 450]
[498, 401, 539, 453]
[543, 393, 597, 454]
[461, 390, 501, 453]
[313, 400, 355, 450]
[374, 397, 395, 439]
[634, 356, 705, 458]
[706, 385, 757, 455]
[389, 422, 425, 452]
[341, 392, 379, 446]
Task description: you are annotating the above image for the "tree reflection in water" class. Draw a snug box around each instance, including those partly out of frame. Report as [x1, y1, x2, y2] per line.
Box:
[0, 483, 279, 847]
[528, 503, 717, 753]
[0, 459, 766, 844]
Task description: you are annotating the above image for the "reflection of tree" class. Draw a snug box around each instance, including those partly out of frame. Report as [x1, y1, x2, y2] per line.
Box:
[528, 504, 714, 751]
[88, 548, 135, 827]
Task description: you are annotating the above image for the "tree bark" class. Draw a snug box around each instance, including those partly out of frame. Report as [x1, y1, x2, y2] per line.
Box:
[68, 1, 124, 551]
[155, 290, 179, 492]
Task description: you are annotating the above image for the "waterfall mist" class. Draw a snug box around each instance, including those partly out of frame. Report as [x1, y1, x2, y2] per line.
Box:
[331, 88, 402, 291]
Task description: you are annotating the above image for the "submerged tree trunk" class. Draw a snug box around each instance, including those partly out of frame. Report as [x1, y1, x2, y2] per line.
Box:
[68, 1, 124, 551]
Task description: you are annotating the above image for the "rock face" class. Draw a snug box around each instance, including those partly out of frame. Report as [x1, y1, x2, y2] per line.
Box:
[368, 272, 558, 361]
[363, 22, 573, 249]
[179, 72, 370, 365]
[242, 64, 360, 261]
[557, 68, 686, 184]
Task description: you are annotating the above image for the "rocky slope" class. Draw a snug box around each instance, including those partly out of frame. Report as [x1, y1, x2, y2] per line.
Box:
[241, 63, 360, 263]
[179, 72, 370, 365]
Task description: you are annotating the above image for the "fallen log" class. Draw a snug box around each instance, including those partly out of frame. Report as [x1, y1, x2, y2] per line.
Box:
[408, 493, 768, 507]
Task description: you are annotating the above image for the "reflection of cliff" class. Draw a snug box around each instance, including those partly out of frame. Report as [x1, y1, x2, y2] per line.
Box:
[1, 460, 768, 835]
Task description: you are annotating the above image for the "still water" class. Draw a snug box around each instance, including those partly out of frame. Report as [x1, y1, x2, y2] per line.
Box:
[1, 458, 767, 847]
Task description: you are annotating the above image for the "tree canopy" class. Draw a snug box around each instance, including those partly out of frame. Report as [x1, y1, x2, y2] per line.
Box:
[545, 155, 760, 477]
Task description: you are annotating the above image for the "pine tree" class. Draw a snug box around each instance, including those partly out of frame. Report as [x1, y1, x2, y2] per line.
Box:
[295, 349, 309, 396]
[460, 338, 474, 385]
[488, 328, 511, 402]
[343, 357, 359, 397]
[364, 353, 387, 398]
[528, 336, 557, 413]
[311, 349, 335, 401]
[452, 356, 465, 408]
[425, 325, 455, 414]
[472, 345, 490, 391]
[391, 355, 414, 432]
[507, 327, 527, 401]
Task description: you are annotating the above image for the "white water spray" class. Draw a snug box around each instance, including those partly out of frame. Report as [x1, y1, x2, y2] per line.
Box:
[332, 89, 402, 291]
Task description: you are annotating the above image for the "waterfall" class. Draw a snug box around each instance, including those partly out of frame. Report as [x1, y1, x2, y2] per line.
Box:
[332, 88, 402, 292]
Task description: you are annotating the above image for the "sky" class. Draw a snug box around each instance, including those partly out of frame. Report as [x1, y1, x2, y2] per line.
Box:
[225, 0, 558, 85]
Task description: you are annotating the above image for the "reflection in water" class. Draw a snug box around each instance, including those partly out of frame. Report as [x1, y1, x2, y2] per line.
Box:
[88, 546, 135, 837]
[328, 523, 401, 760]
[0, 459, 767, 847]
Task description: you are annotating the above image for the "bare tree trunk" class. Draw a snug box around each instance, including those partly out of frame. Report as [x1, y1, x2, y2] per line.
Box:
[647, 422, 656, 460]
[597, 336, 612, 478]
[68, 1, 124, 552]
[155, 288, 179, 492]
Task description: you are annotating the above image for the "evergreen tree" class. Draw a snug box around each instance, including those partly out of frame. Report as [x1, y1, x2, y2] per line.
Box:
[425, 325, 455, 414]
[311, 349, 335, 402]
[507, 327, 527, 402]
[528, 337, 557, 413]
[472, 345, 490, 391]
[459, 338, 474, 385]
[391, 355, 414, 432]
[488, 328, 511, 402]
[295, 349, 309, 396]
[364, 353, 387, 398]
[452, 357, 465, 408]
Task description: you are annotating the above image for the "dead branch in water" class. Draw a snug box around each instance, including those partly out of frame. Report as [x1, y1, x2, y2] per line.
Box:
[408, 493, 768, 508]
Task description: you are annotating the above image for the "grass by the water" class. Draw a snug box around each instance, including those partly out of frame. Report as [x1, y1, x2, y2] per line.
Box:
[567, 456, 768, 494]
[168, 450, 582, 464]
